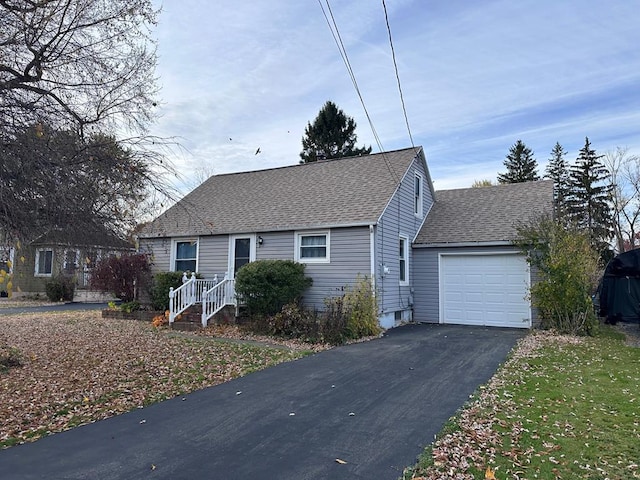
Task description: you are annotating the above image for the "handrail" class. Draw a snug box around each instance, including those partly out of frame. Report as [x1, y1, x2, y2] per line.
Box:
[169, 272, 197, 323]
[201, 274, 236, 327]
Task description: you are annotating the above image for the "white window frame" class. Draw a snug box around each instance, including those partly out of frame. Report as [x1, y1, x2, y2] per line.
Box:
[414, 173, 423, 218]
[399, 235, 409, 286]
[35, 248, 54, 277]
[294, 231, 330, 264]
[170, 238, 199, 273]
[228, 234, 257, 277]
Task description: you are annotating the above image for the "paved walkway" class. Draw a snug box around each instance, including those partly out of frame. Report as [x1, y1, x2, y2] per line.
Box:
[0, 323, 524, 480]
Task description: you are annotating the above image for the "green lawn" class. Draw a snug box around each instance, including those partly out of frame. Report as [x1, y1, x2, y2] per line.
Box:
[403, 327, 640, 480]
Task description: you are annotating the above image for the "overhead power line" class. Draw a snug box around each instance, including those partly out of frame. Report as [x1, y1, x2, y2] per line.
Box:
[381, 0, 416, 151]
[317, 0, 401, 185]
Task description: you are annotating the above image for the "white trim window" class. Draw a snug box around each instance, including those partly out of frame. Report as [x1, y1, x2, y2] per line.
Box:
[172, 239, 198, 273]
[399, 236, 409, 286]
[414, 173, 423, 217]
[35, 248, 54, 277]
[295, 231, 330, 263]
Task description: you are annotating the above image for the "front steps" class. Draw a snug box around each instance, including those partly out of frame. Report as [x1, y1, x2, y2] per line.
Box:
[170, 304, 237, 331]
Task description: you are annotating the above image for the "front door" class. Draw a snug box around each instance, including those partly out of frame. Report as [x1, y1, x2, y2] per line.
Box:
[229, 235, 256, 277]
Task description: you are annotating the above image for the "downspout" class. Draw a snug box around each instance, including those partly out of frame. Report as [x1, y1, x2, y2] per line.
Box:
[369, 224, 376, 298]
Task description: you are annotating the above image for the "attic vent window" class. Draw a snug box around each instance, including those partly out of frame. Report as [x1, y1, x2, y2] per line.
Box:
[414, 173, 423, 217]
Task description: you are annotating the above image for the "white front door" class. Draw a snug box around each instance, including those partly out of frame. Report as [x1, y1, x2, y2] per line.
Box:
[228, 234, 256, 277]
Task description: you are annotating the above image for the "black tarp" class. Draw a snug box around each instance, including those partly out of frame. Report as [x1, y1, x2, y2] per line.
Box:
[598, 249, 640, 322]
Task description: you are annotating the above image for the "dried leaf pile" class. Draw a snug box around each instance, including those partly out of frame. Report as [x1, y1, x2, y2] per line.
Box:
[0, 311, 314, 448]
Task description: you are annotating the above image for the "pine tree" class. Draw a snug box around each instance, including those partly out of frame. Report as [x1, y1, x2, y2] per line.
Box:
[300, 101, 372, 163]
[545, 142, 570, 219]
[497, 140, 539, 183]
[566, 137, 613, 254]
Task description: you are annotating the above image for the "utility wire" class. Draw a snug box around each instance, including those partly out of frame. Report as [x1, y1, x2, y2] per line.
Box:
[382, 0, 416, 152]
[318, 0, 401, 185]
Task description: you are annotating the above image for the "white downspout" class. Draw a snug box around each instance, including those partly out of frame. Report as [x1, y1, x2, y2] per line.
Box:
[369, 224, 376, 297]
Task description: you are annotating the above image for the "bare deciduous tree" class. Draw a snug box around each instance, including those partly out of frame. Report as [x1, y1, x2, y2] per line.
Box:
[604, 146, 640, 252]
[0, 0, 177, 241]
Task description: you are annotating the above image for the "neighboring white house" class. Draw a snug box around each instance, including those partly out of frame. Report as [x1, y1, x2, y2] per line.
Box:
[138, 147, 553, 329]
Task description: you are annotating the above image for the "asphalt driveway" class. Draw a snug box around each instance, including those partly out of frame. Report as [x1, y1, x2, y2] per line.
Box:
[0, 323, 524, 480]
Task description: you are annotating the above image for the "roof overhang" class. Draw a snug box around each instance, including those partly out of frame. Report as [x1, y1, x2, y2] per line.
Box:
[412, 240, 515, 249]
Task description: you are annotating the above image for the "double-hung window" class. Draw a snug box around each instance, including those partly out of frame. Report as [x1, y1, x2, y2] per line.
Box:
[35, 248, 54, 277]
[174, 239, 198, 272]
[399, 236, 409, 286]
[295, 231, 330, 263]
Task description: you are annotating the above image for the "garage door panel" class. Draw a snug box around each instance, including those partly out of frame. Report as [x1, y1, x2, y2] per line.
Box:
[441, 254, 531, 328]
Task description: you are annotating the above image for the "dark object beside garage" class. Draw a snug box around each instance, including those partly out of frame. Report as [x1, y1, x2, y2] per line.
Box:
[597, 249, 640, 323]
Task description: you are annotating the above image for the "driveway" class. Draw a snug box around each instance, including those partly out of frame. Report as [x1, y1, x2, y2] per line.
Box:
[0, 302, 109, 316]
[0, 323, 524, 480]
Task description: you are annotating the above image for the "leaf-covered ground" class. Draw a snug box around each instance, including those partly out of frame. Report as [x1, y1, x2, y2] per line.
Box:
[0, 311, 319, 448]
[403, 329, 640, 480]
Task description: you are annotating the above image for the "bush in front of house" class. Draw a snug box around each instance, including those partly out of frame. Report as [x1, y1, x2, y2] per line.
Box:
[90, 253, 150, 303]
[150, 271, 185, 311]
[235, 260, 312, 317]
[45, 275, 75, 302]
[515, 216, 601, 336]
[250, 276, 379, 345]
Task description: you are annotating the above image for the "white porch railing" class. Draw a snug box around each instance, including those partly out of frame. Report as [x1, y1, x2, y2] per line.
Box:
[201, 273, 236, 327]
[168, 272, 236, 326]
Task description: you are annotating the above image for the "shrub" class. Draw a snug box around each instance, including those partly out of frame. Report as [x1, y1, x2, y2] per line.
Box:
[343, 275, 380, 338]
[0, 336, 23, 372]
[45, 275, 75, 302]
[90, 253, 150, 303]
[235, 260, 312, 317]
[150, 271, 187, 311]
[120, 301, 140, 313]
[515, 217, 601, 335]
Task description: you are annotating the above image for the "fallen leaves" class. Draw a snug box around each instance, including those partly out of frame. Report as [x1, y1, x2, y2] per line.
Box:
[0, 311, 309, 448]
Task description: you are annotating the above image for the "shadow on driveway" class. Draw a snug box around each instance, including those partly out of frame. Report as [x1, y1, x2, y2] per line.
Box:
[0, 323, 525, 480]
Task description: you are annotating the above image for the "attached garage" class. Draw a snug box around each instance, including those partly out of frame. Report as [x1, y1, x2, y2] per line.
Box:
[411, 181, 554, 329]
[439, 253, 531, 328]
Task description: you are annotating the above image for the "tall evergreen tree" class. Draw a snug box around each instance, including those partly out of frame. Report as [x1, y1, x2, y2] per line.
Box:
[566, 137, 614, 254]
[300, 101, 371, 163]
[545, 142, 571, 219]
[497, 140, 539, 183]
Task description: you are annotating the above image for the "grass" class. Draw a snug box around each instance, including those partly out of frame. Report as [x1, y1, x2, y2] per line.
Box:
[403, 326, 640, 480]
[0, 311, 315, 449]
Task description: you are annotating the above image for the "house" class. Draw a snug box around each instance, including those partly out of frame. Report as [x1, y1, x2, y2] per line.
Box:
[139, 147, 433, 328]
[6, 227, 134, 300]
[138, 147, 553, 329]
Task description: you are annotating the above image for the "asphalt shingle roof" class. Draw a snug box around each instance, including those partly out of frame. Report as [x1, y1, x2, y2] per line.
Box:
[141, 147, 423, 238]
[415, 180, 554, 245]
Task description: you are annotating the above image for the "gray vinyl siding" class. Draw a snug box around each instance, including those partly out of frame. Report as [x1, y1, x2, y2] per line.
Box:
[198, 235, 229, 278]
[412, 245, 539, 326]
[256, 231, 294, 261]
[301, 226, 371, 310]
[141, 238, 171, 274]
[375, 157, 434, 315]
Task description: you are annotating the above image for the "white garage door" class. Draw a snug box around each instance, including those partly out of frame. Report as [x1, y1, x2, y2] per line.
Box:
[440, 253, 531, 328]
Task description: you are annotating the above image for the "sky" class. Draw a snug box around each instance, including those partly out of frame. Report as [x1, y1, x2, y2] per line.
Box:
[151, 0, 640, 193]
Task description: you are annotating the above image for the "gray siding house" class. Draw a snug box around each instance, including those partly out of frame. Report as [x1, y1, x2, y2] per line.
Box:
[139, 147, 553, 329]
[139, 147, 433, 328]
[412, 181, 554, 329]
